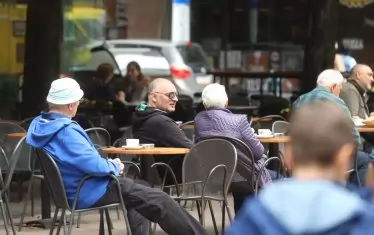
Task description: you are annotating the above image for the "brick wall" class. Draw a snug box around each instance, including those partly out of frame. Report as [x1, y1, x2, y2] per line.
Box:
[127, 0, 170, 39]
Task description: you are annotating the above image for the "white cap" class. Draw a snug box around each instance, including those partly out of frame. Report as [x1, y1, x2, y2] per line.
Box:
[46, 78, 84, 105]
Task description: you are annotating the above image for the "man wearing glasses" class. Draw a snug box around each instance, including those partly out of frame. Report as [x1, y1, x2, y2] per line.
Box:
[132, 78, 192, 183]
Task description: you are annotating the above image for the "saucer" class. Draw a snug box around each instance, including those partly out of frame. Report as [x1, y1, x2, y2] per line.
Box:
[122, 145, 144, 150]
[255, 134, 274, 139]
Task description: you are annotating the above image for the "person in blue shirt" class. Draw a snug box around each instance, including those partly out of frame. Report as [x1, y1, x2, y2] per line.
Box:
[26, 78, 208, 235]
[226, 101, 374, 235]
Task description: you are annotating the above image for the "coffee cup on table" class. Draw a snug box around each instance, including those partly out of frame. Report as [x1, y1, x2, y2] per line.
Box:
[126, 139, 139, 147]
[258, 129, 272, 136]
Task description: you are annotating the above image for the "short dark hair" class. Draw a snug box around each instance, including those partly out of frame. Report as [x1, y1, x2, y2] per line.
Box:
[97, 63, 114, 79]
[289, 101, 355, 167]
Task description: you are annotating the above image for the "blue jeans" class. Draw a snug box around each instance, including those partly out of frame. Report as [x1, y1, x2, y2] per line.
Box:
[348, 150, 374, 186]
[268, 169, 284, 180]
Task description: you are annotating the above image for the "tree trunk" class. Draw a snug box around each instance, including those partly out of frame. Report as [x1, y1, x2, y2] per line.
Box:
[301, 0, 338, 93]
[21, 0, 63, 118]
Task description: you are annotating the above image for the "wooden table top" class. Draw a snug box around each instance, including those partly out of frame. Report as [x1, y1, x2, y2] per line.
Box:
[257, 136, 290, 143]
[101, 147, 190, 155]
[357, 127, 374, 132]
[7, 133, 26, 139]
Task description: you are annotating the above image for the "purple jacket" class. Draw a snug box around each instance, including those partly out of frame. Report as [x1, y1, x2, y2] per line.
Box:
[194, 108, 271, 185]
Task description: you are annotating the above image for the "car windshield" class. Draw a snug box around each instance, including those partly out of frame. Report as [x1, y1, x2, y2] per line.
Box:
[112, 49, 171, 77]
[176, 44, 210, 72]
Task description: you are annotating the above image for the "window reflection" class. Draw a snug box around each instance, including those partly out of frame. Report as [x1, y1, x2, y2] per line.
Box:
[62, 1, 106, 72]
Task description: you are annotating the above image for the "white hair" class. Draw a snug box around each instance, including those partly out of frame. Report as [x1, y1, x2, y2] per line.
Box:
[202, 83, 228, 108]
[316, 69, 345, 87]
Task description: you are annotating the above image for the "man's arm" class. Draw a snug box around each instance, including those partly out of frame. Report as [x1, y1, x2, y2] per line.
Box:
[156, 118, 193, 148]
[58, 127, 120, 176]
[340, 87, 360, 117]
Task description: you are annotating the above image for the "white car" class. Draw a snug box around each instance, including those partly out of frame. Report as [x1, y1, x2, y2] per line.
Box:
[105, 39, 213, 104]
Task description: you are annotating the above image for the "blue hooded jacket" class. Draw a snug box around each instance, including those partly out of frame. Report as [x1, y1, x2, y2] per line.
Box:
[226, 180, 374, 235]
[26, 112, 119, 209]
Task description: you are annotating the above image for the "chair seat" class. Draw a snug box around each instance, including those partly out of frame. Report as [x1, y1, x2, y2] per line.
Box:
[75, 203, 121, 213]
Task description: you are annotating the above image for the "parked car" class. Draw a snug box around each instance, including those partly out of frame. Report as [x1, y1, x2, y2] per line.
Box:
[105, 39, 213, 103]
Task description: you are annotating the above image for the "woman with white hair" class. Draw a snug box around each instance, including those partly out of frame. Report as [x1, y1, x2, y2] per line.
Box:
[194, 83, 273, 213]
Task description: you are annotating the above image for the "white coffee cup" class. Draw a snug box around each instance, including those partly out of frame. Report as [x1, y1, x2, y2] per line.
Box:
[258, 129, 272, 136]
[126, 139, 139, 147]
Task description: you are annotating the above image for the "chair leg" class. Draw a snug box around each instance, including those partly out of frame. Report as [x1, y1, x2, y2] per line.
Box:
[56, 209, 66, 235]
[116, 206, 120, 220]
[221, 200, 226, 234]
[195, 200, 202, 223]
[200, 199, 206, 227]
[119, 202, 132, 235]
[66, 209, 75, 235]
[99, 210, 105, 235]
[106, 209, 114, 230]
[50, 207, 60, 235]
[105, 209, 113, 235]
[76, 212, 81, 228]
[224, 196, 233, 223]
[0, 199, 10, 235]
[31, 179, 35, 217]
[208, 201, 218, 235]
[3, 194, 16, 235]
[19, 177, 34, 231]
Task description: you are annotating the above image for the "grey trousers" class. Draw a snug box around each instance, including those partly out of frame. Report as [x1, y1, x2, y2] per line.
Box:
[93, 177, 208, 235]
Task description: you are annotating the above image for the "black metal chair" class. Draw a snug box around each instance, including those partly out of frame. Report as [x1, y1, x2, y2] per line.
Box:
[19, 117, 35, 130]
[35, 148, 132, 235]
[179, 121, 195, 141]
[255, 156, 285, 194]
[0, 137, 27, 235]
[271, 121, 290, 134]
[204, 136, 257, 191]
[85, 127, 111, 147]
[151, 139, 237, 235]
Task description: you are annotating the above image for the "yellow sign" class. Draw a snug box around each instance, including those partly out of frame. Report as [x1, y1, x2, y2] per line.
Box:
[339, 0, 374, 8]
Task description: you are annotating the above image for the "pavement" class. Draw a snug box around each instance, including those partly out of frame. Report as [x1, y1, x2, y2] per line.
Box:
[0, 183, 235, 235]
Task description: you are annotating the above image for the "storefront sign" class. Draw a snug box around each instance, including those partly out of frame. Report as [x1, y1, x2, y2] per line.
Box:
[342, 38, 364, 50]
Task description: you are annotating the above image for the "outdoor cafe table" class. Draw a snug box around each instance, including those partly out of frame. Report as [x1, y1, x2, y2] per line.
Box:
[358, 127, 374, 132]
[101, 147, 190, 182]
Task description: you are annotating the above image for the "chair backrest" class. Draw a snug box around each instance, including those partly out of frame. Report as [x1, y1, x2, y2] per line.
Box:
[2, 136, 27, 191]
[200, 136, 256, 186]
[120, 126, 133, 139]
[182, 139, 237, 197]
[19, 117, 35, 129]
[85, 127, 111, 147]
[0, 121, 26, 157]
[36, 148, 70, 210]
[180, 121, 195, 141]
[272, 121, 290, 134]
[0, 145, 8, 171]
[252, 115, 286, 131]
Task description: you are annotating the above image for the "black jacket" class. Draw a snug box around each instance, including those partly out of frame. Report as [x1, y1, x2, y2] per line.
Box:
[132, 107, 192, 148]
[132, 107, 192, 184]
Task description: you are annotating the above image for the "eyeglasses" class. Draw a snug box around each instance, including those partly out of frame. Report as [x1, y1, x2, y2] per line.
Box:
[152, 92, 178, 100]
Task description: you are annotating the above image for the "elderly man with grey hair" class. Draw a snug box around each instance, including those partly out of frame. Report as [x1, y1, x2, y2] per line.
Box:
[293, 69, 373, 187]
[194, 83, 275, 213]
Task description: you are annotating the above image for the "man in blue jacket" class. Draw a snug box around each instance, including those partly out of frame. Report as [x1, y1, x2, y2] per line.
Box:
[226, 101, 374, 235]
[26, 78, 208, 235]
